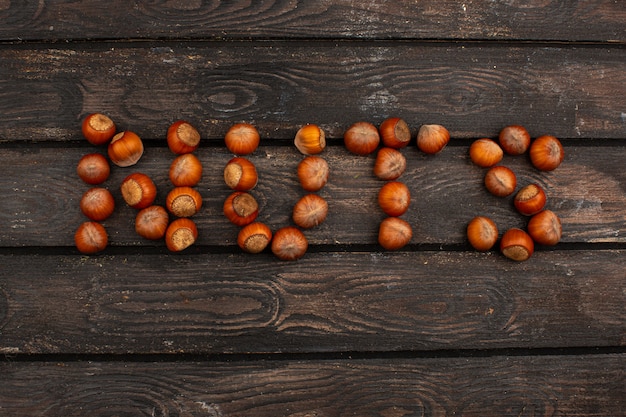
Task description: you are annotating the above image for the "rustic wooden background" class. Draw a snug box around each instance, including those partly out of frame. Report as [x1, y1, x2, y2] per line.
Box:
[1, 1, 624, 416]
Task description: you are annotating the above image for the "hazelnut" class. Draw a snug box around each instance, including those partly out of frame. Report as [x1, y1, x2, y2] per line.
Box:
[417, 124, 450, 154]
[484, 165, 517, 197]
[378, 217, 412, 250]
[467, 216, 498, 251]
[80, 187, 115, 221]
[166, 186, 203, 217]
[82, 113, 116, 145]
[528, 209, 562, 246]
[271, 226, 308, 261]
[378, 181, 410, 217]
[108, 131, 144, 167]
[75, 221, 108, 254]
[238, 222, 272, 254]
[499, 125, 530, 155]
[469, 138, 503, 168]
[500, 228, 534, 261]
[373, 147, 406, 181]
[343, 121, 380, 155]
[297, 156, 329, 192]
[169, 153, 203, 187]
[379, 117, 411, 149]
[76, 153, 110, 185]
[165, 218, 198, 252]
[224, 123, 260, 155]
[120, 172, 157, 210]
[167, 120, 201, 155]
[529, 135, 564, 171]
[292, 194, 329, 229]
[223, 191, 259, 226]
[514, 183, 547, 216]
[224, 157, 258, 191]
[294, 124, 326, 155]
[135, 205, 169, 240]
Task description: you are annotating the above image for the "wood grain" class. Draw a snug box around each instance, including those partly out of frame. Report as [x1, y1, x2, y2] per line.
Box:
[1, 355, 624, 416]
[1, 43, 625, 142]
[0, 250, 623, 354]
[0, 0, 624, 42]
[1, 145, 624, 247]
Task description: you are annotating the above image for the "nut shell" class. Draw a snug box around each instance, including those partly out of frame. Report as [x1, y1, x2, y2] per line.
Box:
[378, 217, 413, 250]
[225, 123, 260, 155]
[417, 124, 450, 154]
[237, 222, 272, 254]
[379, 117, 411, 149]
[530, 135, 564, 171]
[108, 131, 144, 167]
[271, 226, 308, 261]
[166, 187, 203, 217]
[75, 221, 108, 254]
[167, 120, 201, 154]
[500, 228, 534, 261]
[297, 156, 329, 192]
[343, 121, 380, 155]
[294, 124, 326, 155]
[165, 218, 198, 252]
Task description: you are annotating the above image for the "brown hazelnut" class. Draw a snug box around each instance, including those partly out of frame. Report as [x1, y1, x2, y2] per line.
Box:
[514, 183, 547, 216]
[379, 117, 411, 149]
[297, 156, 329, 192]
[80, 187, 115, 221]
[343, 121, 380, 155]
[500, 228, 534, 261]
[469, 138, 503, 168]
[271, 226, 308, 261]
[499, 125, 530, 155]
[484, 166, 517, 197]
[373, 147, 406, 181]
[167, 120, 201, 155]
[292, 194, 329, 229]
[417, 124, 450, 154]
[378, 217, 413, 250]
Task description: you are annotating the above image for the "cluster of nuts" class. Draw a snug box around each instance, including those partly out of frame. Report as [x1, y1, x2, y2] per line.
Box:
[221, 123, 268, 254]
[75, 114, 562, 262]
[340, 118, 451, 250]
[282, 124, 330, 260]
[74, 113, 203, 254]
[223, 123, 330, 261]
[467, 125, 564, 261]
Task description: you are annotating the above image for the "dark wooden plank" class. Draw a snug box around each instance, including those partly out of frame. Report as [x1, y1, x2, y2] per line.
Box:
[0, 0, 624, 42]
[1, 43, 625, 142]
[1, 355, 624, 416]
[0, 250, 623, 354]
[1, 145, 624, 247]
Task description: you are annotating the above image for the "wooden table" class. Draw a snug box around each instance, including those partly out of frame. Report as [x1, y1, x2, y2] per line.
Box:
[1, 2, 624, 415]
